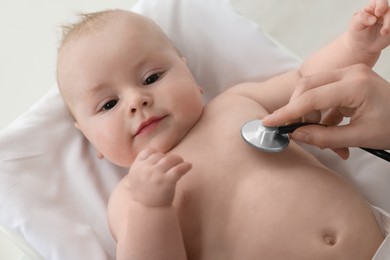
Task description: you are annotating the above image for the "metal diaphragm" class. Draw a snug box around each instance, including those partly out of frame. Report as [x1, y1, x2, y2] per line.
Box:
[241, 119, 289, 152]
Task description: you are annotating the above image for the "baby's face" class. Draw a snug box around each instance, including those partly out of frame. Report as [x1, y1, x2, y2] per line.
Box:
[57, 11, 204, 167]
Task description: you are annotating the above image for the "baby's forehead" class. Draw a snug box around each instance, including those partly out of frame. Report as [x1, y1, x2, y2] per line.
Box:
[57, 10, 175, 95]
[59, 10, 157, 51]
[57, 11, 162, 72]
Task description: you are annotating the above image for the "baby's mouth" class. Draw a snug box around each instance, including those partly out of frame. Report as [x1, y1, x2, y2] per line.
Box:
[134, 116, 167, 136]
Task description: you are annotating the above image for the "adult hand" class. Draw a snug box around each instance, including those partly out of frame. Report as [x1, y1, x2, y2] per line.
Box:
[263, 64, 390, 158]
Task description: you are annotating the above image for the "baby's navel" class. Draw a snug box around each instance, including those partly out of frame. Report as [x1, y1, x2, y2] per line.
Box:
[319, 227, 338, 247]
[323, 234, 337, 246]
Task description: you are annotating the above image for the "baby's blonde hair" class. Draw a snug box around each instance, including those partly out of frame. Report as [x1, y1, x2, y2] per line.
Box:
[58, 9, 181, 60]
[58, 10, 118, 52]
[57, 10, 119, 118]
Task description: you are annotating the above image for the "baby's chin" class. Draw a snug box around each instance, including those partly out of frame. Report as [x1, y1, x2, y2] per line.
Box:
[147, 142, 175, 154]
[119, 132, 187, 167]
[146, 137, 181, 155]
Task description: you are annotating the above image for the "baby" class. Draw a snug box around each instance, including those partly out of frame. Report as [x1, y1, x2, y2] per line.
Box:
[56, 1, 390, 259]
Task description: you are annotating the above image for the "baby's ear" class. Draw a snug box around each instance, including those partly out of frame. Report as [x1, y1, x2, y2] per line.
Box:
[73, 121, 104, 159]
[74, 122, 80, 130]
[96, 150, 104, 160]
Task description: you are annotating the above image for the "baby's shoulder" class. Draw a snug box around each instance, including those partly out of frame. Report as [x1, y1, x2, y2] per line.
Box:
[202, 82, 269, 120]
[207, 81, 265, 106]
[224, 81, 264, 95]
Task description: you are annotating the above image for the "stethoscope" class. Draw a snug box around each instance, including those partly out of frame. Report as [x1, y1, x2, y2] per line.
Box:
[241, 119, 390, 162]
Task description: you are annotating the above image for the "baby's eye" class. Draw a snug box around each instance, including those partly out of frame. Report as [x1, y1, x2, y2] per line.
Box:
[143, 73, 161, 85]
[102, 99, 118, 111]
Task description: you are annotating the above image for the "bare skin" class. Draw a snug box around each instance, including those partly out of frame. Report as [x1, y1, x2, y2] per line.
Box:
[110, 73, 384, 259]
[262, 64, 390, 158]
[56, 1, 390, 259]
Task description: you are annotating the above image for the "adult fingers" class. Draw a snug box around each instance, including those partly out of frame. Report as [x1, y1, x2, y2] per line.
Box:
[290, 69, 343, 101]
[264, 81, 356, 127]
[321, 108, 346, 126]
[291, 123, 367, 149]
[289, 70, 345, 124]
[331, 148, 351, 160]
[264, 70, 344, 127]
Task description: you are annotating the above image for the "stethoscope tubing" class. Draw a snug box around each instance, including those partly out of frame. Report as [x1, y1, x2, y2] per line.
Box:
[358, 147, 390, 162]
[277, 122, 390, 163]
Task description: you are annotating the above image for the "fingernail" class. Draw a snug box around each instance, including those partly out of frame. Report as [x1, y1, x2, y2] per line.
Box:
[262, 114, 272, 122]
[368, 16, 377, 24]
[263, 114, 278, 126]
[138, 149, 150, 160]
[264, 110, 279, 122]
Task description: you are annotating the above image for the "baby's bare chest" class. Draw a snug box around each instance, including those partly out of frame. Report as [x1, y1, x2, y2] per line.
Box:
[170, 104, 380, 259]
[163, 95, 381, 258]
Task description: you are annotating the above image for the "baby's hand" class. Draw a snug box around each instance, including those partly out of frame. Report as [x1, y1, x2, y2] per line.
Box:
[128, 149, 192, 207]
[348, 0, 390, 53]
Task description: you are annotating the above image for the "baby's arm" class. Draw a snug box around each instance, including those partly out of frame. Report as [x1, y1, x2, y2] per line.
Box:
[228, 0, 390, 114]
[107, 149, 191, 260]
[301, 0, 390, 75]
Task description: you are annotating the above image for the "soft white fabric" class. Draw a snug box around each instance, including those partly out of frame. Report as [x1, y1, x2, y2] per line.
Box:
[372, 206, 390, 260]
[0, 0, 389, 259]
[374, 235, 390, 260]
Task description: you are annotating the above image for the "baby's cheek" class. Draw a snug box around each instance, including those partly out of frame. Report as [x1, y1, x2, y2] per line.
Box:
[107, 146, 137, 168]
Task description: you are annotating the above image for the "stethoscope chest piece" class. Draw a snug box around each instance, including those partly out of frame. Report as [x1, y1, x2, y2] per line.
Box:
[241, 119, 289, 153]
[241, 119, 390, 161]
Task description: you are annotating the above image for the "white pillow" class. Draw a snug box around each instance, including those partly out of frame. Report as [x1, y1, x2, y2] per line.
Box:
[1, 0, 389, 259]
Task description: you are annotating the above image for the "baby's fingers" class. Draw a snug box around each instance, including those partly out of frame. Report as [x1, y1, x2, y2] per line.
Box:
[365, 0, 390, 34]
[369, 0, 389, 17]
[351, 10, 377, 31]
[156, 154, 192, 181]
[166, 162, 192, 183]
[381, 8, 390, 34]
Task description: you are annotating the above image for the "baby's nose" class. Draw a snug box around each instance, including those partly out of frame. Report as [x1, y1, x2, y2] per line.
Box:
[128, 92, 153, 114]
[130, 100, 149, 113]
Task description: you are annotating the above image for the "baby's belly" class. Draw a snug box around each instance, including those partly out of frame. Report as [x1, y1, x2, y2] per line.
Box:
[177, 144, 383, 260]
[224, 167, 382, 259]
